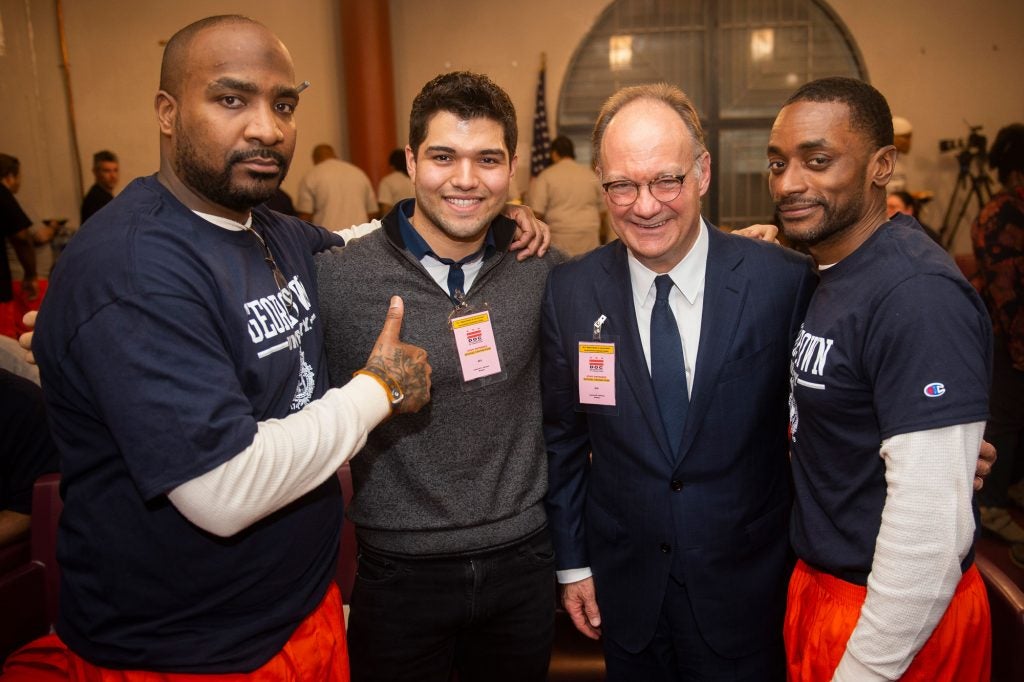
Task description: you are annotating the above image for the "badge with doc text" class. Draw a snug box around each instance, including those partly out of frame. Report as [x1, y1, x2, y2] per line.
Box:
[578, 342, 616, 406]
[450, 308, 506, 388]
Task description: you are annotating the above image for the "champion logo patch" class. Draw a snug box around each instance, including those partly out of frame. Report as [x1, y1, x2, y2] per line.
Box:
[923, 382, 946, 398]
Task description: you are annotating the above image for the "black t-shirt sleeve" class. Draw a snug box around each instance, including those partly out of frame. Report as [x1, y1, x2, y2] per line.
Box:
[307, 222, 345, 252]
[864, 273, 992, 439]
[66, 294, 259, 501]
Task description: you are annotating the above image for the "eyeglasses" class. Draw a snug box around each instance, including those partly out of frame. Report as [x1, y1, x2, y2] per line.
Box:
[601, 174, 687, 207]
[243, 225, 299, 318]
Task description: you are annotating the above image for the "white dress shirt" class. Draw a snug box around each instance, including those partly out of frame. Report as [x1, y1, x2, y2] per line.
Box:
[626, 219, 708, 397]
[417, 253, 486, 298]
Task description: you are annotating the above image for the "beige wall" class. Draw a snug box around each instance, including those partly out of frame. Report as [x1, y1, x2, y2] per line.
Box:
[389, 0, 610, 201]
[389, 0, 1024, 253]
[0, 0, 345, 226]
[1, 0, 1022, 254]
[831, 0, 1024, 251]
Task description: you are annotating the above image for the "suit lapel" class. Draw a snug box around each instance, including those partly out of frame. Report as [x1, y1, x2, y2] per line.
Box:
[676, 226, 747, 462]
[595, 243, 674, 459]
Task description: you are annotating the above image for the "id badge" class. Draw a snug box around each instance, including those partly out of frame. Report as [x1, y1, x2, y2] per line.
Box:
[575, 314, 618, 415]
[449, 304, 507, 390]
[578, 342, 616, 406]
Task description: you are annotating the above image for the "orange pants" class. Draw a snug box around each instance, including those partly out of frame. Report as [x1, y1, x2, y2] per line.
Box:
[2, 583, 349, 682]
[784, 559, 990, 681]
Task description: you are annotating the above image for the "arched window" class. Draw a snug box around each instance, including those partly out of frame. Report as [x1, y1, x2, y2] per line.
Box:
[558, 0, 866, 228]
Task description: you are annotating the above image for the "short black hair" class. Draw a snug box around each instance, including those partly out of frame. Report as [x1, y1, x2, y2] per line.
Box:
[388, 148, 408, 175]
[93, 150, 118, 167]
[551, 135, 575, 159]
[0, 154, 20, 180]
[408, 72, 517, 162]
[988, 123, 1024, 186]
[784, 77, 893, 151]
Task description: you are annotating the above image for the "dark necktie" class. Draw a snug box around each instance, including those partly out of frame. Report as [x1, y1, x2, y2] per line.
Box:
[651, 274, 689, 452]
[430, 252, 479, 303]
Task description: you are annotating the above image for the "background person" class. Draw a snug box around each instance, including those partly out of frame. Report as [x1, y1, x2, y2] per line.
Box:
[80, 150, 120, 224]
[528, 135, 604, 256]
[887, 189, 940, 242]
[376, 148, 414, 216]
[971, 122, 1024, 567]
[296, 143, 379, 229]
[0, 154, 49, 339]
[889, 115, 913, 192]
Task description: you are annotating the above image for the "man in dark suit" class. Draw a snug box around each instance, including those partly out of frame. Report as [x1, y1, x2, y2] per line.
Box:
[542, 83, 817, 680]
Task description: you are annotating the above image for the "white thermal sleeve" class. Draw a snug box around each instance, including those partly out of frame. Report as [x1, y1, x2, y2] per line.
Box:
[832, 421, 983, 681]
[167, 374, 390, 537]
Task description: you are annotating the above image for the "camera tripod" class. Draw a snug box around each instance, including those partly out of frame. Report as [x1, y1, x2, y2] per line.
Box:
[938, 149, 994, 250]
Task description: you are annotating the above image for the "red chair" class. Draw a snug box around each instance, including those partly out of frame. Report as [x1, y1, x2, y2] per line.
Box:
[0, 543, 46, 664]
[0, 473, 61, 664]
[30, 474, 62, 628]
[334, 465, 358, 604]
[0, 280, 48, 340]
[976, 553, 1024, 682]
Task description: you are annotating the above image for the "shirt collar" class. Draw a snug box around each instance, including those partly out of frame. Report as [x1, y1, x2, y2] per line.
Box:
[628, 217, 709, 309]
[192, 209, 252, 232]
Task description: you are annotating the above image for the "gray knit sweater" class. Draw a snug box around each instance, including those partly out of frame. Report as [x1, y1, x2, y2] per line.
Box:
[315, 206, 562, 555]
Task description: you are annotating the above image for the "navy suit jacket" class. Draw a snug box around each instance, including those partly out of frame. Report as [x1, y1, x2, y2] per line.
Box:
[542, 225, 816, 657]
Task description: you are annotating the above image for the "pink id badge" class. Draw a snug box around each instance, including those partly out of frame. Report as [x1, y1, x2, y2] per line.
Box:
[578, 342, 616, 406]
[575, 314, 618, 414]
[450, 306, 507, 389]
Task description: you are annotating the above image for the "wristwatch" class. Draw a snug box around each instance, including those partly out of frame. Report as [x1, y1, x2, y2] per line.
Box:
[353, 366, 404, 411]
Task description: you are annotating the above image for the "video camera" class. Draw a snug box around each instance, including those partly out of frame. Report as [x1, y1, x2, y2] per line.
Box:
[938, 124, 987, 158]
[936, 123, 994, 249]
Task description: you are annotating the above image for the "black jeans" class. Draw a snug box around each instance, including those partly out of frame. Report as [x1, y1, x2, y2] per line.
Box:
[347, 527, 556, 682]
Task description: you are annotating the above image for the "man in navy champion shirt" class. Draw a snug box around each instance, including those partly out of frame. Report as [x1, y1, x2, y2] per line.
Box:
[770, 77, 992, 681]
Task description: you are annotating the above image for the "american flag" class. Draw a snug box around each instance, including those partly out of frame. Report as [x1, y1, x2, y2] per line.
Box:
[530, 55, 552, 177]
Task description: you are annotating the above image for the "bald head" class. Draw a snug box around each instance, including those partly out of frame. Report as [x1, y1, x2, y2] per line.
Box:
[154, 16, 298, 220]
[593, 83, 707, 176]
[160, 15, 265, 97]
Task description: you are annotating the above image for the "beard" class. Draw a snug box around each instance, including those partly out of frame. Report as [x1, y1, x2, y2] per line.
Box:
[777, 179, 867, 248]
[173, 124, 290, 212]
[413, 190, 499, 245]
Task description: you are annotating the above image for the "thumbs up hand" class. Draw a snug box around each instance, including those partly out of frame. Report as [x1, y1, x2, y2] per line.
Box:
[363, 296, 431, 414]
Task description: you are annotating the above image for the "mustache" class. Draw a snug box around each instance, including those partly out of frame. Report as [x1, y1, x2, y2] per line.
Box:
[775, 197, 822, 210]
[229, 148, 289, 169]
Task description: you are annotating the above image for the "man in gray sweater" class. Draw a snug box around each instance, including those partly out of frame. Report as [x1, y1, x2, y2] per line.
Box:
[317, 72, 561, 682]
